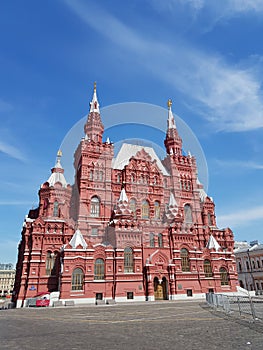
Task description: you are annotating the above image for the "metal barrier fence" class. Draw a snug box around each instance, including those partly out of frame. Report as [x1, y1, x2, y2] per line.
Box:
[206, 293, 263, 321]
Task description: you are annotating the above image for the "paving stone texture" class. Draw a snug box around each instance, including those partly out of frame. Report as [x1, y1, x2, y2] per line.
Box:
[1, 301, 262, 350]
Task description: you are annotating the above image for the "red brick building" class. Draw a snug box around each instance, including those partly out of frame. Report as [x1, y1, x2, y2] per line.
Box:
[13, 85, 238, 307]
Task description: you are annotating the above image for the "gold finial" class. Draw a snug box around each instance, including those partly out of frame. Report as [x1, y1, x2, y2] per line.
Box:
[167, 99, 172, 108]
[94, 81, 97, 91]
[57, 149, 62, 157]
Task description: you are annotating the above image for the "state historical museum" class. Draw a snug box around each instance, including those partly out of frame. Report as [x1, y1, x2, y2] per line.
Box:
[13, 84, 238, 307]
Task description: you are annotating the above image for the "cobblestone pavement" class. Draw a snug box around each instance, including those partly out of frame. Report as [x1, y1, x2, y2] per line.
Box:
[1, 301, 263, 350]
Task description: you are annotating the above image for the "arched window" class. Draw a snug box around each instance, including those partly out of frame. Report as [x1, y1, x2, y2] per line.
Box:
[220, 267, 229, 286]
[184, 204, 193, 223]
[94, 259, 105, 280]
[89, 170, 93, 181]
[158, 233, 163, 248]
[154, 201, 160, 219]
[90, 196, 100, 217]
[117, 173, 121, 183]
[124, 247, 134, 273]
[53, 201, 59, 217]
[142, 200, 149, 219]
[180, 248, 190, 272]
[71, 268, 84, 290]
[130, 199, 137, 218]
[46, 251, 57, 276]
[204, 259, 213, 277]
[246, 261, 250, 270]
[149, 233, 155, 247]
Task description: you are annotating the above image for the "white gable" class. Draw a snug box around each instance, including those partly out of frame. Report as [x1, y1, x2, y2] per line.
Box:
[69, 229, 88, 249]
[112, 143, 169, 176]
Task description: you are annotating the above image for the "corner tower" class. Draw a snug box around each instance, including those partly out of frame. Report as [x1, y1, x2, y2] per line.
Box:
[73, 83, 114, 240]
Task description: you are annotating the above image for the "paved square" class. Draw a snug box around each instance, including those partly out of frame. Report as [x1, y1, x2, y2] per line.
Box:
[1, 301, 262, 349]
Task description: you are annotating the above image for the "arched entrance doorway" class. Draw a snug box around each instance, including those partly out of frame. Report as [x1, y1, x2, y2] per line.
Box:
[153, 277, 168, 300]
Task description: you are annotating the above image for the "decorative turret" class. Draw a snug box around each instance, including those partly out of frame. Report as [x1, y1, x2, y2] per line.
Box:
[84, 82, 104, 143]
[46, 150, 68, 188]
[114, 188, 132, 218]
[164, 99, 182, 156]
[39, 150, 71, 218]
[166, 192, 181, 222]
[206, 234, 221, 252]
[68, 228, 88, 249]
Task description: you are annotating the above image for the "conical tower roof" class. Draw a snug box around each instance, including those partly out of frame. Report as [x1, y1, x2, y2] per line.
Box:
[46, 150, 68, 188]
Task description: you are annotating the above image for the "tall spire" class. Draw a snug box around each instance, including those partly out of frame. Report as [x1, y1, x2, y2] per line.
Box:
[164, 98, 182, 155]
[54, 149, 63, 169]
[167, 99, 176, 129]
[89, 82, 100, 113]
[84, 82, 104, 143]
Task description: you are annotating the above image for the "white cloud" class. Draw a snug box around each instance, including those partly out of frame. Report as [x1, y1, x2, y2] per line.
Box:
[150, 0, 263, 17]
[215, 159, 263, 170]
[221, 0, 263, 15]
[0, 141, 27, 162]
[217, 205, 263, 227]
[65, 0, 263, 132]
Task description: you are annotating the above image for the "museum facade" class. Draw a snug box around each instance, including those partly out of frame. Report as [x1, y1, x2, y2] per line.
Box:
[13, 84, 238, 307]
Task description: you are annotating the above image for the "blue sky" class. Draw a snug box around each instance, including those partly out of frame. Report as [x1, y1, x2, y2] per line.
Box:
[1, 0, 263, 264]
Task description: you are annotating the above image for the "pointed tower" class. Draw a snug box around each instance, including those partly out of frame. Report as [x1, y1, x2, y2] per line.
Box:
[39, 150, 71, 218]
[84, 82, 104, 143]
[164, 99, 182, 156]
[73, 83, 114, 238]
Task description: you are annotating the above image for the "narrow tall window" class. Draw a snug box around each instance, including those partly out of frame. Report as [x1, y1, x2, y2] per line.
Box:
[246, 261, 250, 270]
[204, 259, 213, 277]
[90, 196, 100, 217]
[94, 259, 105, 280]
[53, 201, 59, 217]
[46, 251, 57, 276]
[124, 247, 134, 273]
[142, 200, 149, 219]
[207, 213, 212, 226]
[149, 233, 155, 247]
[220, 267, 229, 286]
[184, 204, 193, 223]
[131, 173, 135, 183]
[181, 248, 190, 272]
[154, 201, 160, 219]
[89, 170, 94, 181]
[72, 268, 84, 290]
[130, 199, 137, 218]
[158, 233, 163, 248]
